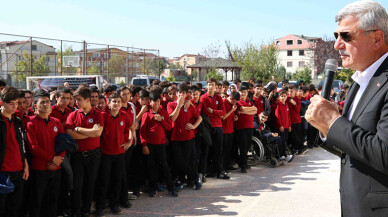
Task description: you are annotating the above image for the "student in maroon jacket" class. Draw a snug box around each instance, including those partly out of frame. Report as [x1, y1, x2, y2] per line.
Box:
[15, 90, 31, 130]
[27, 89, 65, 217]
[200, 78, 229, 179]
[287, 85, 305, 154]
[221, 92, 239, 172]
[95, 92, 132, 216]
[168, 84, 202, 189]
[0, 87, 29, 217]
[65, 86, 104, 216]
[235, 85, 257, 173]
[141, 90, 178, 197]
[275, 90, 294, 162]
[50, 87, 72, 128]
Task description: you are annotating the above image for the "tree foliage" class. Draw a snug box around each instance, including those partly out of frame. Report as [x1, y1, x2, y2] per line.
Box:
[336, 68, 354, 83]
[293, 66, 312, 84]
[12, 51, 50, 85]
[308, 36, 341, 75]
[87, 63, 101, 75]
[226, 41, 279, 81]
[204, 69, 224, 82]
[166, 74, 176, 82]
[58, 46, 78, 75]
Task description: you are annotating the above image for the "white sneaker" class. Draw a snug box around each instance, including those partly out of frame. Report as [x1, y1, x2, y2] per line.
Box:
[279, 156, 286, 161]
[286, 154, 295, 163]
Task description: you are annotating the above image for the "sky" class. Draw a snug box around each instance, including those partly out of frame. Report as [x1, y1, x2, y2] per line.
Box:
[0, 0, 387, 58]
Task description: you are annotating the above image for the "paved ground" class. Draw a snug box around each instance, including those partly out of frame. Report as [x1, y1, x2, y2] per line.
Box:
[106, 147, 341, 217]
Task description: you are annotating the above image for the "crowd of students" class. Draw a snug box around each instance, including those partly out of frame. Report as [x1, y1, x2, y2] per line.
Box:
[0, 77, 349, 217]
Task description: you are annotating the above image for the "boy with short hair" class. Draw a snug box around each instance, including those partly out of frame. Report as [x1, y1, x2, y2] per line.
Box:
[287, 85, 306, 154]
[200, 78, 229, 179]
[275, 90, 294, 162]
[140, 90, 177, 197]
[168, 84, 203, 189]
[0, 87, 29, 217]
[27, 89, 65, 217]
[95, 92, 132, 216]
[65, 86, 104, 216]
[235, 85, 257, 173]
[221, 92, 239, 172]
[51, 87, 72, 128]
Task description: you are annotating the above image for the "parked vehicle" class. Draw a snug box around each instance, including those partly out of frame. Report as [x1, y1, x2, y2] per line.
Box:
[26, 75, 106, 90]
[131, 75, 159, 86]
[317, 80, 344, 93]
[277, 81, 297, 91]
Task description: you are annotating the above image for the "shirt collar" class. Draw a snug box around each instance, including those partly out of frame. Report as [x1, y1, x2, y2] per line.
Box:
[352, 52, 388, 87]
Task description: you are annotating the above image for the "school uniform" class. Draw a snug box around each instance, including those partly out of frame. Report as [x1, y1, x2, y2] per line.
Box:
[222, 99, 235, 171]
[235, 99, 255, 170]
[200, 93, 226, 175]
[167, 101, 199, 183]
[50, 104, 72, 127]
[27, 115, 64, 217]
[65, 108, 103, 216]
[96, 110, 131, 211]
[140, 108, 174, 192]
[275, 101, 291, 156]
[0, 114, 25, 217]
[287, 96, 304, 152]
[191, 99, 209, 176]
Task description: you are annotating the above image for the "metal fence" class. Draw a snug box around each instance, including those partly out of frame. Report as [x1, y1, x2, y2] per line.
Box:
[0, 32, 161, 88]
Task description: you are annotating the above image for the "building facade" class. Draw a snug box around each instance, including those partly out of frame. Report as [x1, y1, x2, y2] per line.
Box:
[275, 34, 321, 78]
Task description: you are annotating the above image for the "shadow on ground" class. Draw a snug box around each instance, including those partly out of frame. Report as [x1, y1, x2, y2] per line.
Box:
[107, 148, 337, 217]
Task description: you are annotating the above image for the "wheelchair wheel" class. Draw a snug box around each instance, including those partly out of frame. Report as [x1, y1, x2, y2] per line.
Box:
[270, 157, 279, 168]
[250, 136, 265, 160]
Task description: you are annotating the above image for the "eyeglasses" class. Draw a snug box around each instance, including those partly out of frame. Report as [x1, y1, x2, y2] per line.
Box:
[334, 30, 378, 42]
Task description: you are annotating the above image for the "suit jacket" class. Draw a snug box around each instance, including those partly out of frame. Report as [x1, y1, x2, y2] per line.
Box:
[325, 56, 388, 217]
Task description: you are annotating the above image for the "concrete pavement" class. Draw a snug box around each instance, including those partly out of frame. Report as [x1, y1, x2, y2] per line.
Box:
[106, 147, 341, 217]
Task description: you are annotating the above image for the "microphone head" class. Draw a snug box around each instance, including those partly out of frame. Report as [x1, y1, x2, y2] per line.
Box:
[325, 59, 338, 72]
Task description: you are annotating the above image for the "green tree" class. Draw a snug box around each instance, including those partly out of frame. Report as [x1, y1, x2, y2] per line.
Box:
[225, 41, 279, 81]
[12, 51, 50, 86]
[336, 68, 354, 83]
[148, 58, 166, 76]
[276, 65, 286, 80]
[108, 55, 126, 82]
[294, 66, 312, 84]
[87, 63, 101, 75]
[166, 74, 176, 82]
[204, 69, 224, 81]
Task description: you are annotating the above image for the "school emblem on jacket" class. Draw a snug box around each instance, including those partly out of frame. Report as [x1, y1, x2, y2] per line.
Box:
[184, 108, 188, 112]
[261, 100, 263, 103]
[88, 118, 94, 124]
[216, 101, 219, 105]
[120, 121, 124, 126]
[53, 126, 58, 132]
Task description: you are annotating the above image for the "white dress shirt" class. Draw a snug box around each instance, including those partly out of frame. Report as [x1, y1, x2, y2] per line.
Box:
[321, 52, 388, 141]
[347, 52, 388, 120]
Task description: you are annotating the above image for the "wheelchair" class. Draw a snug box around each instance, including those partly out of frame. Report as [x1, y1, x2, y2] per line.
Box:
[247, 128, 283, 168]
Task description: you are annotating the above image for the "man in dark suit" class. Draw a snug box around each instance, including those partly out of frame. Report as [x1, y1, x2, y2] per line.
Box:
[305, 1, 388, 217]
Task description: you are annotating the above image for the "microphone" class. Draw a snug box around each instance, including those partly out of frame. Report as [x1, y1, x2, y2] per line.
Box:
[321, 59, 338, 100]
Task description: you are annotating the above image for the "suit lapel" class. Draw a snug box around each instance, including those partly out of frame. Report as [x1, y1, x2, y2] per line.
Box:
[351, 57, 388, 122]
[342, 82, 359, 117]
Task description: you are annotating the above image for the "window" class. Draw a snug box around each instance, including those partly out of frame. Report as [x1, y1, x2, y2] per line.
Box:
[287, 40, 293, 45]
[1, 44, 5, 49]
[287, 50, 293, 56]
[93, 53, 99, 58]
[299, 61, 305, 67]
[276, 41, 280, 45]
[297, 40, 302, 45]
[31, 45, 37, 51]
[299, 50, 305, 56]
[287, 61, 293, 67]
[46, 57, 50, 63]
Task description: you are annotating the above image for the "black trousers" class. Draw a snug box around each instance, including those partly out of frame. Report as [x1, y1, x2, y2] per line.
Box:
[279, 129, 289, 156]
[128, 144, 147, 193]
[289, 123, 303, 150]
[235, 128, 253, 169]
[209, 127, 224, 173]
[119, 145, 133, 203]
[171, 139, 197, 182]
[307, 123, 318, 147]
[71, 149, 101, 215]
[96, 153, 125, 210]
[0, 171, 24, 217]
[30, 170, 61, 217]
[146, 144, 173, 191]
[222, 133, 233, 170]
[194, 134, 210, 175]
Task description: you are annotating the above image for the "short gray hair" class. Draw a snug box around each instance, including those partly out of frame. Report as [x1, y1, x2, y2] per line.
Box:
[336, 0, 388, 45]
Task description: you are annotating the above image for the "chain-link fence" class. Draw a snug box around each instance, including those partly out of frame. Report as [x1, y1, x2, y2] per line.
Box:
[0, 33, 160, 89]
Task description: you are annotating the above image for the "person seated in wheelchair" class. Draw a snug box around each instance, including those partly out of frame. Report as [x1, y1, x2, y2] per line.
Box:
[257, 111, 294, 163]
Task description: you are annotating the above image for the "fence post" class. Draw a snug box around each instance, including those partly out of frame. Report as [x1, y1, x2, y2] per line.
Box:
[60, 40, 63, 75]
[30, 37, 33, 76]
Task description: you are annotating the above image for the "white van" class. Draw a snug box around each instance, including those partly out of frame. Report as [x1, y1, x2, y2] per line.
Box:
[131, 75, 159, 86]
